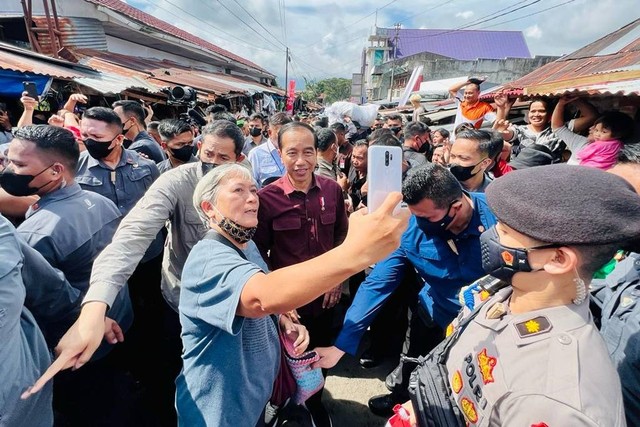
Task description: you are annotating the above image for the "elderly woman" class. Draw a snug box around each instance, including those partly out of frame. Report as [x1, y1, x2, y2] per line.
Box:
[176, 163, 409, 426]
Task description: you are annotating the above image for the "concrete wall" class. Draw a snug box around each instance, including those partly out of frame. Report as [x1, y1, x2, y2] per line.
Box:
[370, 54, 559, 101]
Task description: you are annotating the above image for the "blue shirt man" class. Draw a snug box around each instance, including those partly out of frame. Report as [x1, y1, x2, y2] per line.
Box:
[335, 192, 496, 354]
[247, 139, 285, 187]
[314, 164, 496, 415]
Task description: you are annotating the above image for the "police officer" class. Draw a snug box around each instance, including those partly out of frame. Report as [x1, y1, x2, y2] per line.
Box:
[404, 165, 638, 426]
[2, 125, 129, 341]
[0, 124, 134, 425]
[112, 100, 166, 163]
[156, 118, 197, 174]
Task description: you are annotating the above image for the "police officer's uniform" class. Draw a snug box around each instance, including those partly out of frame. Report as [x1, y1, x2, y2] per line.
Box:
[76, 148, 163, 261]
[443, 285, 626, 426]
[17, 183, 132, 345]
[408, 165, 639, 427]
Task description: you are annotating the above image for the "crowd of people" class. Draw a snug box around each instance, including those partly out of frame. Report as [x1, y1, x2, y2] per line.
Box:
[0, 79, 639, 427]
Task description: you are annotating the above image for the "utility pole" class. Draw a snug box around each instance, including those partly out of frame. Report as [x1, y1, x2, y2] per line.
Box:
[388, 23, 400, 102]
[284, 46, 289, 90]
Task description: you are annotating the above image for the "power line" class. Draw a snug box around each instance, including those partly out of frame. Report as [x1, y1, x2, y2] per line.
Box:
[398, 0, 542, 40]
[299, 0, 401, 49]
[397, 0, 456, 25]
[479, 0, 577, 30]
[139, 0, 284, 53]
[209, 0, 287, 52]
[227, 0, 287, 49]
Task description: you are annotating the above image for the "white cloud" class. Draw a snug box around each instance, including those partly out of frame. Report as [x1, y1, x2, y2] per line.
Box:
[525, 24, 542, 39]
[455, 10, 474, 19]
[136, 0, 637, 85]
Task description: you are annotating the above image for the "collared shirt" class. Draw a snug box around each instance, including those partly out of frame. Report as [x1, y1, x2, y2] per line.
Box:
[76, 148, 163, 261]
[242, 135, 266, 156]
[157, 155, 198, 174]
[247, 140, 285, 187]
[127, 130, 166, 164]
[85, 161, 209, 312]
[17, 183, 132, 347]
[254, 174, 349, 317]
[444, 287, 625, 426]
[334, 193, 496, 355]
[315, 157, 340, 181]
[464, 173, 493, 193]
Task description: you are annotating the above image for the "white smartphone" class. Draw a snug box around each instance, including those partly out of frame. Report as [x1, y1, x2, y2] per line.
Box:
[367, 145, 403, 213]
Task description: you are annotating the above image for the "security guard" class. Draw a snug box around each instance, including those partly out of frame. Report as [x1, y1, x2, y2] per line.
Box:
[0, 214, 81, 427]
[1, 124, 135, 426]
[1, 125, 130, 342]
[404, 165, 637, 427]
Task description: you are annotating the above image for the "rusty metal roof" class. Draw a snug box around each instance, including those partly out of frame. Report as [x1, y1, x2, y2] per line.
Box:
[0, 42, 93, 79]
[31, 16, 108, 56]
[73, 49, 283, 97]
[501, 19, 640, 98]
[85, 0, 271, 75]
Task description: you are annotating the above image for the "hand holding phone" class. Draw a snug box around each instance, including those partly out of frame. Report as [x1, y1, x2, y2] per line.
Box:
[367, 145, 403, 213]
[22, 81, 39, 100]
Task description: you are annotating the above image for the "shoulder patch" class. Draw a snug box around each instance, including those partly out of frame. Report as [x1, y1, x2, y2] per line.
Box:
[515, 316, 552, 338]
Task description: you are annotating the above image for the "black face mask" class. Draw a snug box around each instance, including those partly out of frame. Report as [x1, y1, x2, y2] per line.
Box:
[480, 226, 558, 283]
[449, 159, 485, 182]
[0, 164, 53, 196]
[83, 136, 117, 160]
[415, 200, 457, 237]
[389, 126, 401, 134]
[170, 145, 193, 163]
[202, 162, 218, 175]
[249, 127, 262, 137]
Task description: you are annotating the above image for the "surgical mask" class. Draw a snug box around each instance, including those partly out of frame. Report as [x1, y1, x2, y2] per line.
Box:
[249, 127, 262, 137]
[213, 206, 256, 244]
[83, 136, 117, 160]
[479, 226, 558, 283]
[170, 145, 193, 162]
[449, 159, 486, 182]
[202, 162, 218, 175]
[0, 164, 54, 196]
[415, 200, 457, 237]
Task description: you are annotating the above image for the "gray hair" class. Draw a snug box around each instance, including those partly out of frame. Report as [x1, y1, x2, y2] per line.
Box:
[192, 163, 254, 225]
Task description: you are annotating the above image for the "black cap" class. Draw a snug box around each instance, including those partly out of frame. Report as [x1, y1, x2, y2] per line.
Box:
[486, 164, 640, 245]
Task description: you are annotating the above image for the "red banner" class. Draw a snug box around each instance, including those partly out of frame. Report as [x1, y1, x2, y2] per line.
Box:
[286, 79, 295, 114]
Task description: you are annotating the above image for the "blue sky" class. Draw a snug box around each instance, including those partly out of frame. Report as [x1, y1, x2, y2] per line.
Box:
[127, 0, 638, 86]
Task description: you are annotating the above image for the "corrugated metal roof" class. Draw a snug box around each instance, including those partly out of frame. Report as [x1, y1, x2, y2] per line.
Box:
[563, 18, 640, 59]
[498, 19, 640, 98]
[0, 42, 92, 79]
[377, 28, 531, 61]
[32, 16, 108, 56]
[73, 48, 283, 97]
[84, 0, 271, 75]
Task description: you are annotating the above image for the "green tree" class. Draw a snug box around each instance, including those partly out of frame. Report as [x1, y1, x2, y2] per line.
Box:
[302, 77, 352, 105]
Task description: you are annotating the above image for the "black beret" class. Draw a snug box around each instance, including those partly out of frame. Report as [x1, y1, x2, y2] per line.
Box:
[486, 164, 640, 245]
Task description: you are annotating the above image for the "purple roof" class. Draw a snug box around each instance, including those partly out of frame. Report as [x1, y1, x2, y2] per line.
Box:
[379, 28, 531, 60]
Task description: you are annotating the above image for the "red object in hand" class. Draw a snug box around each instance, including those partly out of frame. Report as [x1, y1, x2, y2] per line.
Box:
[386, 404, 412, 427]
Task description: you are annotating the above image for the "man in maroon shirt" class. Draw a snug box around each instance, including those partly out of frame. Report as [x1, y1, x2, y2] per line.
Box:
[254, 122, 348, 426]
